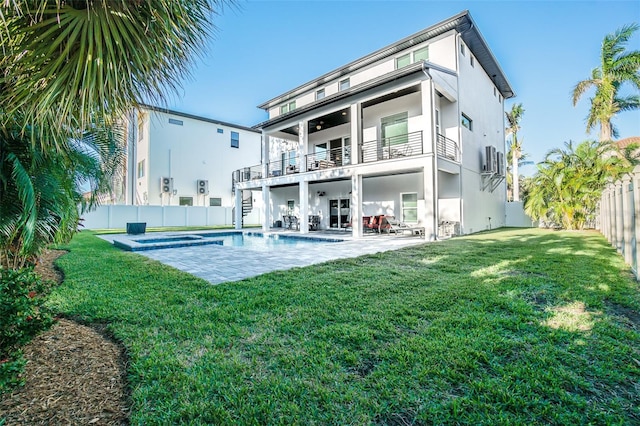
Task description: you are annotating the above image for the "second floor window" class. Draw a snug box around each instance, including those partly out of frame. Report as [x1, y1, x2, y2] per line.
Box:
[339, 78, 350, 91]
[231, 131, 239, 148]
[316, 88, 325, 100]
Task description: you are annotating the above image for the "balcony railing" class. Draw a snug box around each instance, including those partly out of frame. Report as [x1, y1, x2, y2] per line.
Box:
[436, 134, 460, 162]
[233, 164, 263, 184]
[306, 147, 350, 171]
[361, 131, 423, 163]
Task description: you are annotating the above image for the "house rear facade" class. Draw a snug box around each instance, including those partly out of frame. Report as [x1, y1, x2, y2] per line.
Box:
[233, 11, 513, 239]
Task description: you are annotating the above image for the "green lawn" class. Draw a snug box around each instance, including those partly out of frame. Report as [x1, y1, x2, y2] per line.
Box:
[48, 228, 639, 424]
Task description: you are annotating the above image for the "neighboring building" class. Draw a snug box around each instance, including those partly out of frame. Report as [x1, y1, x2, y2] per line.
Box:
[119, 105, 261, 208]
[233, 10, 514, 239]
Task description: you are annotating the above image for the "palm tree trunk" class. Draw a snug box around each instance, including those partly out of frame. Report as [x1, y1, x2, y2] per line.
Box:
[600, 121, 612, 141]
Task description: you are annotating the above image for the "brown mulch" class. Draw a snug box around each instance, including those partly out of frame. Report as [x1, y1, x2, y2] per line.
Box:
[0, 250, 130, 425]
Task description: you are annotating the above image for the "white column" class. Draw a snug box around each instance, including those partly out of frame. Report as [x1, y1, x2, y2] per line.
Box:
[299, 180, 309, 234]
[632, 165, 640, 280]
[234, 189, 242, 230]
[351, 174, 363, 238]
[299, 120, 308, 171]
[622, 175, 633, 265]
[262, 133, 270, 178]
[350, 103, 361, 165]
[420, 79, 434, 154]
[262, 185, 271, 231]
[615, 180, 624, 252]
[423, 164, 436, 240]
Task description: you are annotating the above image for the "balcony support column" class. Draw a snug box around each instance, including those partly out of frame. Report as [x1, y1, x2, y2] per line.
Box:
[298, 120, 308, 171]
[350, 103, 362, 165]
[262, 184, 271, 231]
[351, 173, 363, 238]
[422, 163, 437, 241]
[234, 188, 242, 230]
[262, 132, 269, 178]
[420, 79, 435, 155]
[299, 180, 309, 234]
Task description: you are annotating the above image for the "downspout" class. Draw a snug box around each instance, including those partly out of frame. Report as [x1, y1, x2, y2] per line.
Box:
[456, 32, 464, 235]
[422, 63, 439, 240]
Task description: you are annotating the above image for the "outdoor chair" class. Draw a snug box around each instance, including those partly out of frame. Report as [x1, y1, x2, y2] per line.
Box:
[383, 216, 425, 237]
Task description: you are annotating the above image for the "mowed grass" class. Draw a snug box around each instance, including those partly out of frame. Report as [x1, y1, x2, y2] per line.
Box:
[48, 228, 639, 424]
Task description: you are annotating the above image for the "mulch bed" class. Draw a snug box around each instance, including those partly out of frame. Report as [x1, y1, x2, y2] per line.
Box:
[0, 250, 130, 425]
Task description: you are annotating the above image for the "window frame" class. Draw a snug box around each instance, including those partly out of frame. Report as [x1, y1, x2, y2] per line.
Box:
[316, 88, 325, 100]
[231, 131, 240, 148]
[136, 159, 145, 179]
[209, 197, 222, 207]
[461, 113, 473, 131]
[179, 197, 194, 206]
[168, 118, 183, 126]
[395, 46, 429, 70]
[339, 78, 350, 91]
[401, 192, 418, 224]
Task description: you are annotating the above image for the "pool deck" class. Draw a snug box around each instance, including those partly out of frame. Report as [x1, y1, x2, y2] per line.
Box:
[100, 229, 428, 285]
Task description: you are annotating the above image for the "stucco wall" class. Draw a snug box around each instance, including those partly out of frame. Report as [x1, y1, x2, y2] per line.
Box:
[140, 110, 261, 207]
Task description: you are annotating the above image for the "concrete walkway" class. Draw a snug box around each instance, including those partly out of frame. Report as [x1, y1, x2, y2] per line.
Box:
[100, 230, 427, 285]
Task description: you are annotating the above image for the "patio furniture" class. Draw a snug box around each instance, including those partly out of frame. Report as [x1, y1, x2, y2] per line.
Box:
[383, 216, 425, 237]
[309, 215, 321, 231]
[283, 215, 299, 230]
[310, 159, 336, 171]
[363, 215, 385, 233]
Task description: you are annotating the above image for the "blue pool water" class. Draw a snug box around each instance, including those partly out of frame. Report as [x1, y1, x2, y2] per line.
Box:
[196, 232, 341, 250]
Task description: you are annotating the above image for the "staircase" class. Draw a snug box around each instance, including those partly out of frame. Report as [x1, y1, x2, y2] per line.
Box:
[232, 190, 253, 226]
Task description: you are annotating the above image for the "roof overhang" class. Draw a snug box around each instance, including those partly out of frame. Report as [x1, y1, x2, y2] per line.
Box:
[257, 10, 514, 112]
[254, 62, 427, 131]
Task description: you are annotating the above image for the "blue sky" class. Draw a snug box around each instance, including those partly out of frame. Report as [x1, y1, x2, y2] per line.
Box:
[167, 0, 640, 174]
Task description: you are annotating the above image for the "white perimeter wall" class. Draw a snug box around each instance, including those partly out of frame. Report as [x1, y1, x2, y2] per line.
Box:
[81, 205, 262, 230]
[505, 201, 536, 228]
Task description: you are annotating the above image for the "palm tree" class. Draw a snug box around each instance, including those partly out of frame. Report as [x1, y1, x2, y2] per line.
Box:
[525, 140, 629, 230]
[0, 1, 226, 267]
[572, 23, 640, 141]
[0, 115, 125, 269]
[505, 103, 525, 201]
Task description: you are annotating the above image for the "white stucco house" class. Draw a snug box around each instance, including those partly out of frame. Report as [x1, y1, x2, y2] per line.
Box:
[232, 10, 514, 239]
[120, 105, 261, 211]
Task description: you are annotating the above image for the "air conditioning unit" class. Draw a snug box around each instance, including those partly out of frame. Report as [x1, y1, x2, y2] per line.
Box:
[197, 179, 209, 195]
[160, 177, 173, 193]
[496, 152, 505, 176]
[484, 146, 497, 173]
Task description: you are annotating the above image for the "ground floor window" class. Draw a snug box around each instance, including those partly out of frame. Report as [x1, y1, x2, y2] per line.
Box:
[209, 197, 222, 206]
[179, 197, 193, 206]
[401, 193, 418, 223]
[287, 200, 295, 215]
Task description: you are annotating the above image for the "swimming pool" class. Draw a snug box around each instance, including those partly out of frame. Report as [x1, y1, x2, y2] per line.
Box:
[196, 232, 342, 251]
[113, 231, 342, 252]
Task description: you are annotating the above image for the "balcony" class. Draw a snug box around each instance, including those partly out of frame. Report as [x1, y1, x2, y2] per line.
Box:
[362, 131, 423, 163]
[233, 130, 456, 185]
[436, 133, 459, 162]
[306, 146, 350, 171]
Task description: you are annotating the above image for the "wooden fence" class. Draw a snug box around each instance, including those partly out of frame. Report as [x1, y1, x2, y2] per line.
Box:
[598, 165, 640, 279]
